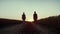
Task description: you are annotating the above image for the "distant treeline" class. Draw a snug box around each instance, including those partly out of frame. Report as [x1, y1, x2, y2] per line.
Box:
[37, 15, 60, 28]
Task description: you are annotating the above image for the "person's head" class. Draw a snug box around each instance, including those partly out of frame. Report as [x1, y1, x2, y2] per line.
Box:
[34, 11, 36, 14]
[23, 12, 25, 15]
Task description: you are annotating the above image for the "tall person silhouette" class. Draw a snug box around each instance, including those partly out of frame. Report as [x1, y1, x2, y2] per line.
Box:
[33, 11, 38, 21]
[22, 12, 26, 21]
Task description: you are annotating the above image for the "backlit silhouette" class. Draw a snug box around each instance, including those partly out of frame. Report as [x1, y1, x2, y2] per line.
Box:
[33, 11, 38, 21]
[22, 12, 26, 21]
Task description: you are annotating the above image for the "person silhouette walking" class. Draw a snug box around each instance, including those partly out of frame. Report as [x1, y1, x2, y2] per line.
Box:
[33, 11, 38, 21]
[22, 12, 26, 21]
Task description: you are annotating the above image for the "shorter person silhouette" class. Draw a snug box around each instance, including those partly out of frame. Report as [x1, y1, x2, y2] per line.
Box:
[33, 11, 38, 21]
[22, 12, 26, 21]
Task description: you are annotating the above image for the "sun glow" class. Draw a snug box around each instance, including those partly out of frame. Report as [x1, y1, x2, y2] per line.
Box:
[27, 19, 33, 22]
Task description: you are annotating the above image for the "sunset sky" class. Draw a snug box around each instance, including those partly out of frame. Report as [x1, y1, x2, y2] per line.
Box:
[0, 0, 60, 21]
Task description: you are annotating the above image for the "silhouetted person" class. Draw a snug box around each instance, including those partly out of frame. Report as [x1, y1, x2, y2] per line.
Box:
[33, 11, 38, 21]
[22, 12, 26, 21]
